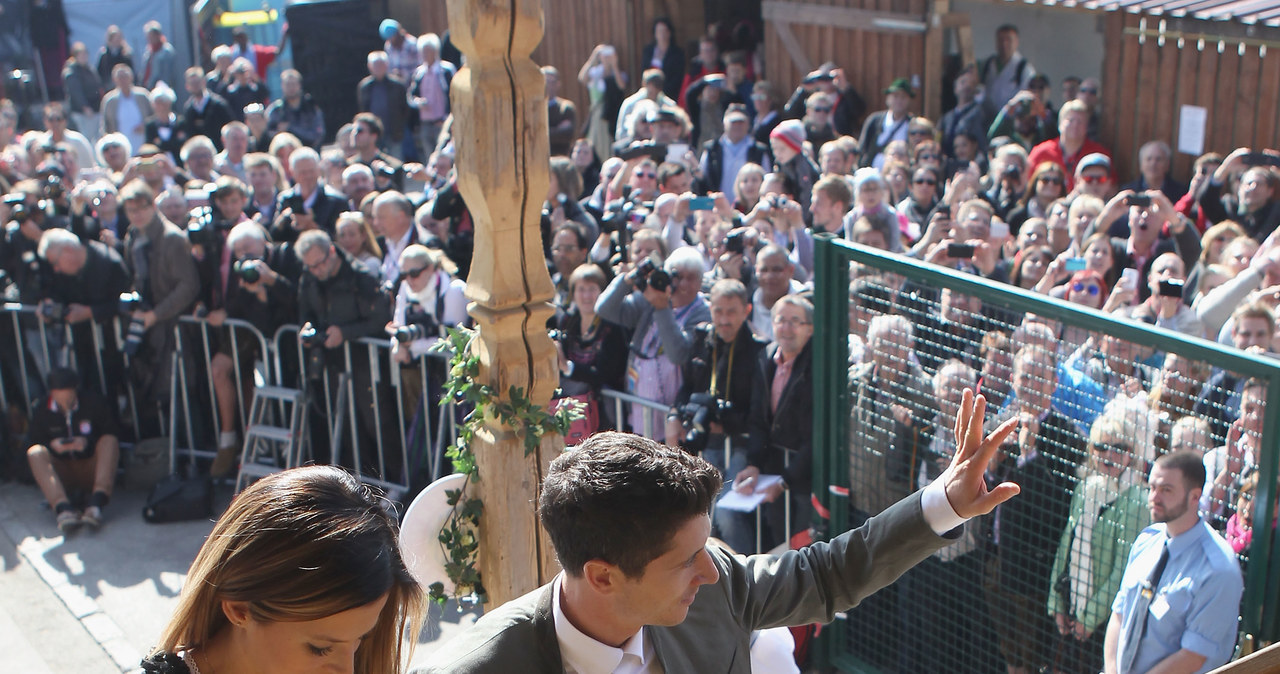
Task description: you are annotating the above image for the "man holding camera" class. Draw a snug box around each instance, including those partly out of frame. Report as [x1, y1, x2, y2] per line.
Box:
[347, 113, 405, 192]
[296, 229, 399, 481]
[27, 368, 120, 532]
[666, 278, 764, 552]
[206, 221, 300, 476]
[272, 148, 346, 244]
[37, 228, 132, 394]
[120, 179, 200, 436]
[1198, 147, 1280, 241]
[597, 246, 710, 439]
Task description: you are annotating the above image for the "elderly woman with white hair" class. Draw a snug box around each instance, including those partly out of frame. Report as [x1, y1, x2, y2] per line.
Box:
[842, 167, 905, 252]
[389, 244, 467, 363]
[1047, 395, 1154, 673]
[143, 83, 185, 163]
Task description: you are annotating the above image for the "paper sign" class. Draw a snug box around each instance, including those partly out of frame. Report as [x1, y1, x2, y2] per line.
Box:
[717, 474, 786, 512]
[1178, 105, 1207, 156]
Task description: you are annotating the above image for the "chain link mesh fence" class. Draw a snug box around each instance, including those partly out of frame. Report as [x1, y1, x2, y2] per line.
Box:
[817, 241, 1276, 674]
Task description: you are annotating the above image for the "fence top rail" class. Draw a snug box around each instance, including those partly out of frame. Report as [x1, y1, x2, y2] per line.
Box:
[817, 234, 1280, 377]
[599, 387, 674, 411]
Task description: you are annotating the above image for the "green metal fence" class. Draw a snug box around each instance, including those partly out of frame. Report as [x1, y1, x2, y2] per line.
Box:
[811, 233, 1280, 672]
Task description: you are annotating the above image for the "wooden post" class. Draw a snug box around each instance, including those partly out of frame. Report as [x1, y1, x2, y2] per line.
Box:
[923, 0, 949, 122]
[446, 0, 562, 607]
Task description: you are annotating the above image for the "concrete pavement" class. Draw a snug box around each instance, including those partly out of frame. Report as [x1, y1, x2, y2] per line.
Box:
[0, 479, 480, 672]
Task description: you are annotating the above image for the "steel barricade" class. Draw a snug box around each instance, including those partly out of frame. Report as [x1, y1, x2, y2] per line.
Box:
[168, 316, 273, 472]
[599, 387, 672, 440]
[0, 303, 121, 419]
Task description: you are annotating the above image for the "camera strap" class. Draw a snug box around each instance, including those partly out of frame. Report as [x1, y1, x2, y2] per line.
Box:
[709, 336, 737, 399]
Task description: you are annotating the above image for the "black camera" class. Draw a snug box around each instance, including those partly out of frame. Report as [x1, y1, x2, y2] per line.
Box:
[118, 290, 146, 315]
[4, 193, 29, 223]
[42, 174, 65, 200]
[1125, 194, 1151, 208]
[117, 291, 150, 357]
[299, 324, 329, 380]
[186, 207, 222, 249]
[1002, 163, 1021, 180]
[618, 140, 666, 162]
[725, 230, 745, 255]
[634, 258, 671, 292]
[232, 258, 262, 284]
[1016, 99, 1033, 117]
[677, 392, 733, 454]
[284, 193, 307, 215]
[299, 323, 328, 349]
[40, 300, 68, 322]
[947, 242, 976, 259]
[1158, 278, 1185, 298]
[547, 328, 565, 342]
[376, 164, 400, 180]
[393, 324, 429, 344]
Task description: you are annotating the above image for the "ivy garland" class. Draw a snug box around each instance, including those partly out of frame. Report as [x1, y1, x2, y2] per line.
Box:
[427, 327, 582, 606]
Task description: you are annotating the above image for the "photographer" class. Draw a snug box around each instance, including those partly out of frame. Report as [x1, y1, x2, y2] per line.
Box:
[205, 222, 300, 476]
[596, 245, 709, 438]
[190, 176, 252, 313]
[1, 184, 54, 306]
[37, 228, 132, 395]
[68, 181, 127, 250]
[666, 278, 764, 552]
[553, 264, 628, 435]
[120, 179, 200, 437]
[389, 244, 466, 364]
[26, 368, 120, 531]
[295, 230, 398, 481]
[347, 113, 404, 192]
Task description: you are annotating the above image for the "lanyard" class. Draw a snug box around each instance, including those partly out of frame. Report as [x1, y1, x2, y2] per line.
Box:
[709, 335, 737, 398]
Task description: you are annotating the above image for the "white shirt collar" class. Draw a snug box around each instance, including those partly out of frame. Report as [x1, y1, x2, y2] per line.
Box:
[552, 573, 651, 674]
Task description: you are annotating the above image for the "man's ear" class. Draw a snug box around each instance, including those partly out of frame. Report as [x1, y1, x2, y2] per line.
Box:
[582, 559, 624, 595]
[221, 599, 252, 627]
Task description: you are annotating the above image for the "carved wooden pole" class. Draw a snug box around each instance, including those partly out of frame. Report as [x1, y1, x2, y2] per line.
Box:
[446, 0, 562, 606]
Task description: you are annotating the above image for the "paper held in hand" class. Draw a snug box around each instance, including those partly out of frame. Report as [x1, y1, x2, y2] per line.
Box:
[717, 474, 785, 512]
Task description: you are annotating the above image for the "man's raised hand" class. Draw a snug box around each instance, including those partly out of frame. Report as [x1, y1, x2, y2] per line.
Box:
[942, 388, 1020, 519]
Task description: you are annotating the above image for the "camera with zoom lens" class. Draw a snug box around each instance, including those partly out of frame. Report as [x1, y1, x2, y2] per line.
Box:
[40, 300, 67, 323]
[547, 328, 565, 342]
[42, 174, 65, 200]
[232, 257, 262, 284]
[633, 258, 671, 293]
[299, 324, 329, 380]
[393, 301, 441, 345]
[117, 291, 151, 357]
[4, 193, 29, 223]
[677, 392, 733, 454]
[185, 206, 222, 249]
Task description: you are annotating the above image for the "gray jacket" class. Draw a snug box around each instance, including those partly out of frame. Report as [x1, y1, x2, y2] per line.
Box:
[595, 274, 710, 367]
[417, 490, 954, 673]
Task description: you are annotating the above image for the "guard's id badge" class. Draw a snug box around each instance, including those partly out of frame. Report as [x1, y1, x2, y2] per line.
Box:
[1149, 594, 1170, 620]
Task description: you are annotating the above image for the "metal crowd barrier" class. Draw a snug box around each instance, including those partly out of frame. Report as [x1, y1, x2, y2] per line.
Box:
[0, 303, 121, 418]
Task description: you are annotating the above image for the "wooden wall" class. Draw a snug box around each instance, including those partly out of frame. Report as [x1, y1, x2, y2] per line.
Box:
[761, 0, 929, 123]
[1100, 11, 1280, 183]
[418, 0, 701, 139]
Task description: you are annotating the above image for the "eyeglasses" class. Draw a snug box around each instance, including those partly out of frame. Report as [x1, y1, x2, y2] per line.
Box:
[909, 129, 931, 136]
[46, 116, 65, 122]
[812, 107, 832, 113]
[1080, 174, 1108, 184]
[751, 93, 768, 101]
[1040, 176, 1063, 185]
[772, 316, 811, 327]
[304, 248, 332, 273]
[550, 245, 578, 253]
[917, 153, 940, 161]
[1071, 282, 1101, 295]
[403, 265, 431, 279]
[913, 178, 936, 186]
[634, 171, 656, 179]
[354, 127, 371, 135]
[1080, 87, 1099, 94]
[1094, 441, 1128, 455]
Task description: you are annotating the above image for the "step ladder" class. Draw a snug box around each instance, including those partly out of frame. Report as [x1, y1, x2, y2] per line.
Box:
[234, 386, 307, 493]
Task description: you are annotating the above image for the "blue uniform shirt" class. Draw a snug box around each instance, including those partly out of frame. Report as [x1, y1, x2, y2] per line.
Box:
[1111, 520, 1243, 674]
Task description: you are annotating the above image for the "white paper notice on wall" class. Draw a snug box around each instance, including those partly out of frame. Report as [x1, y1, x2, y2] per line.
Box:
[1178, 105, 1207, 156]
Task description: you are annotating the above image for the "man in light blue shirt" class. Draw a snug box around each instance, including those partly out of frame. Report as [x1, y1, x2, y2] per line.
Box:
[1105, 451, 1243, 674]
[699, 104, 770, 196]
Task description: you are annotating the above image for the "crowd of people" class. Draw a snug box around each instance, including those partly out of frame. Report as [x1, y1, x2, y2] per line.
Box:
[0, 12, 1274, 674]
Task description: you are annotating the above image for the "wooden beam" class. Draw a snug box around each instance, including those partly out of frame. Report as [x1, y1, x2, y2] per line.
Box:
[762, 0, 928, 34]
[1209, 640, 1280, 673]
[446, 0, 563, 608]
[923, 0, 949, 122]
[771, 20, 814, 80]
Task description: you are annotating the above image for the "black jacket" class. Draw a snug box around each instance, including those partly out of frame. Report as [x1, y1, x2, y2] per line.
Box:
[745, 342, 813, 495]
[640, 42, 686, 101]
[783, 85, 867, 136]
[271, 184, 347, 244]
[29, 389, 119, 458]
[357, 75, 411, 142]
[179, 93, 234, 151]
[699, 136, 768, 196]
[673, 323, 766, 440]
[47, 240, 131, 323]
[225, 243, 300, 335]
[857, 110, 910, 169]
[1198, 179, 1280, 241]
[297, 250, 392, 347]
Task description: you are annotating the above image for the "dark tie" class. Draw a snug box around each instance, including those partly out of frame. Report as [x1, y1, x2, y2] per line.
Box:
[1119, 540, 1171, 673]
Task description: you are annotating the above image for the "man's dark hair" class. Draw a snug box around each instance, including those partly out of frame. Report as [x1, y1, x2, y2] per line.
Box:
[656, 161, 688, 190]
[1155, 450, 1207, 493]
[1063, 75, 1082, 86]
[554, 221, 589, 251]
[354, 112, 383, 140]
[996, 24, 1019, 35]
[539, 432, 722, 578]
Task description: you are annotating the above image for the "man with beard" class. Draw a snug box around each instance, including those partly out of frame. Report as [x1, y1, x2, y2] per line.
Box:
[1104, 451, 1242, 674]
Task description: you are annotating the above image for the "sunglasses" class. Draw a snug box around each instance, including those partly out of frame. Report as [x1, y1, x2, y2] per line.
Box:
[1080, 87, 1099, 94]
[1040, 176, 1063, 185]
[403, 265, 431, 279]
[634, 171, 656, 179]
[913, 178, 936, 186]
[909, 129, 931, 136]
[46, 116, 66, 122]
[917, 153, 940, 161]
[1071, 282, 1101, 295]
[812, 107, 832, 113]
[1093, 441, 1127, 454]
[1080, 174, 1108, 184]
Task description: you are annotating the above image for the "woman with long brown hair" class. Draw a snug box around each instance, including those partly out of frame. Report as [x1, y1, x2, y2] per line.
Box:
[142, 466, 423, 674]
